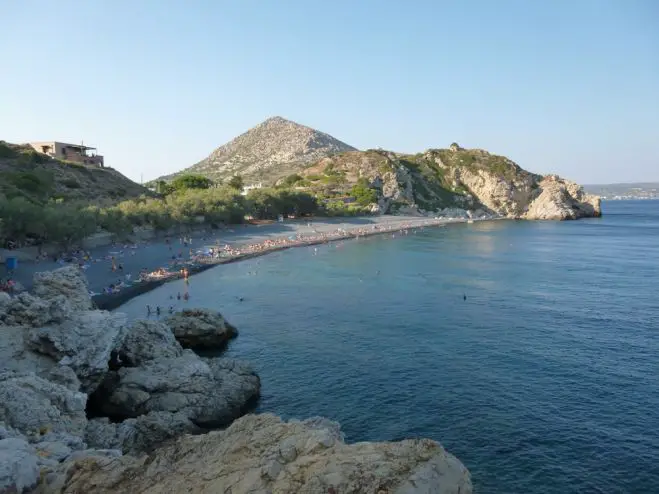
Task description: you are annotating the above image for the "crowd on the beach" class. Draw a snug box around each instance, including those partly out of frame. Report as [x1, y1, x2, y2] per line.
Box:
[3, 217, 468, 297]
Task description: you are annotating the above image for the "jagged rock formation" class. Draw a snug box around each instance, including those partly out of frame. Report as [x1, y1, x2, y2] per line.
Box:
[523, 175, 601, 220]
[164, 308, 238, 350]
[159, 116, 356, 185]
[300, 146, 600, 220]
[42, 414, 472, 494]
[0, 266, 260, 488]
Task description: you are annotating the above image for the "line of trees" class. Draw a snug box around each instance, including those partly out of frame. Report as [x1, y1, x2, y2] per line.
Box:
[0, 173, 378, 251]
[1, 174, 366, 250]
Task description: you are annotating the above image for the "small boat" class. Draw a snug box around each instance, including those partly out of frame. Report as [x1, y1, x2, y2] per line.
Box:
[467, 219, 474, 224]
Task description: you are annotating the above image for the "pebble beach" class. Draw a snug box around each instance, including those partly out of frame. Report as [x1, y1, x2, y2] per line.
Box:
[7, 214, 495, 309]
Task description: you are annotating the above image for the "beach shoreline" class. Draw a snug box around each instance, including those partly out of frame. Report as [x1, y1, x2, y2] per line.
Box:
[5, 214, 499, 310]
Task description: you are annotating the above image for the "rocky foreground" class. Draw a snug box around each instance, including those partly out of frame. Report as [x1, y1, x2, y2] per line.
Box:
[0, 266, 472, 493]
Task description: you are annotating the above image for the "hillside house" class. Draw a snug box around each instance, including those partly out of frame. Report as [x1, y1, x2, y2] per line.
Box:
[29, 141, 104, 167]
[241, 182, 263, 196]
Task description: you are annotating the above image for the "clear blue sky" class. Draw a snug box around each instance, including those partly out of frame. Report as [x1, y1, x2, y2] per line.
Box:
[1, 0, 657, 184]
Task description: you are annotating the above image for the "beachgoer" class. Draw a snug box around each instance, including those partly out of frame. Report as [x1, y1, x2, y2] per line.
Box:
[168, 306, 174, 314]
[147, 305, 152, 315]
[463, 294, 467, 301]
[156, 306, 161, 315]
[177, 292, 181, 300]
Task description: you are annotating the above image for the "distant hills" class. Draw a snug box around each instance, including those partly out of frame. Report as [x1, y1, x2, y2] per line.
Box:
[152, 117, 600, 219]
[155, 116, 357, 185]
[583, 183, 659, 200]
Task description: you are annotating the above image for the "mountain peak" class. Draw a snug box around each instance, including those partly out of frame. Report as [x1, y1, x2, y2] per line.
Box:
[169, 117, 357, 184]
[262, 116, 292, 124]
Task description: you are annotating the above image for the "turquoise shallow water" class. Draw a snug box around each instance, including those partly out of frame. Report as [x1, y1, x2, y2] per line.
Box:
[119, 201, 659, 494]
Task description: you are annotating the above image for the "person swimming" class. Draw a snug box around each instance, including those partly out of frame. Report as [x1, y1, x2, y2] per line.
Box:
[463, 294, 467, 301]
[168, 306, 174, 314]
[177, 292, 181, 300]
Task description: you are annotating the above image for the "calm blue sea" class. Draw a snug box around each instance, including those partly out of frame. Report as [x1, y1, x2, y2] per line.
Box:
[119, 200, 659, 494]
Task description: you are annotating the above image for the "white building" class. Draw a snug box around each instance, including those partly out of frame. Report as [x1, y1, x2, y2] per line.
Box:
[241, 182, 263, 196]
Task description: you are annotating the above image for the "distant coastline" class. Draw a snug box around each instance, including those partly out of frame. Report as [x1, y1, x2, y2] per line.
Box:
[585, 183, 659, 201]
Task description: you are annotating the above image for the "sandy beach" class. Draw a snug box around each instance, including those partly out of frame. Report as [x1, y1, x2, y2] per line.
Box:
[5, 214, 494, 309]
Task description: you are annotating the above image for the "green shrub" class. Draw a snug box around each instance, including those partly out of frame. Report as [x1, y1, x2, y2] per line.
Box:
[350, 178, 378, 206]
[62, 178, 81, 189]
[281, 173, 303, 187]
[170, 174, 213, 192]
[0, 142, 18, 159]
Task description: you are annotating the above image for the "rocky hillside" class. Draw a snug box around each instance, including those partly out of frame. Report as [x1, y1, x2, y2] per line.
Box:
[157, 116, 356, 185]
[0, 141, 149, 205]
[156, 116, 599, 220]
[297, 144, 601, 220]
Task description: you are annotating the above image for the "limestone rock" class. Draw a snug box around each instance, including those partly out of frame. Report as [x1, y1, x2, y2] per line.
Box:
[117, 320, 182, 367]
[160, 116, 357, 185]
[49, 413, 472, 494]
[0, 292, 10, 312]
[34, 432, 85, 452]
[524, 175, 602, 220]
[0, 325, 57, 377]
[0, 371, 87, 441]
[164, 308, 238, 350]
[0, 437, 40, 493]
[45, 366, 81, 392]
[34, 441, 73, 463]
[0, 422, 25, 441]
[85, 411, 199, 454]
[26, 310, 127, 393]
[97, 351, 259, 427]
[32, 265, 92, 312]
[450, 166, 536, 218]
[0, 292, 72, 327]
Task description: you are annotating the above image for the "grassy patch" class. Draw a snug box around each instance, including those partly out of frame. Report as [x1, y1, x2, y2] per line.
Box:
[2, 170, 54, 197]
[62, 178, 81, 189]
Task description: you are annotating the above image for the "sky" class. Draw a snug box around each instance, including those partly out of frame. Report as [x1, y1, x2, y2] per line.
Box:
[1, 0, 657, 184]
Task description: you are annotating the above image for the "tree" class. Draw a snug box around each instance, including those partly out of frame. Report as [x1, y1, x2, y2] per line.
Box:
[170, 174, 213, 192]
[281, 174, 303, 187]
[246, 188, 281, 220]
[350, 178, 378, 206]
[156, 180, 172, 195]
[228, 175, 244, 190]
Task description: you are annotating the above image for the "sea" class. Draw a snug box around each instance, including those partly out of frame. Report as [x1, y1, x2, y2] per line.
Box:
[118, 200, 659, 494]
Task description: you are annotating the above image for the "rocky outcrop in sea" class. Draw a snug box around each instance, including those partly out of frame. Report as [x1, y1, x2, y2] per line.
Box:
[0, 265, 472, 493]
